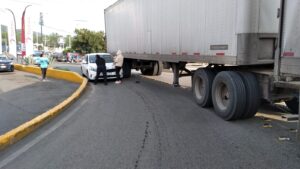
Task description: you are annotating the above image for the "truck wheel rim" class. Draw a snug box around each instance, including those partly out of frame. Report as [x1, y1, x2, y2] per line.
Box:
[195, 78, 204, 100]
[215, 82, 229, 111]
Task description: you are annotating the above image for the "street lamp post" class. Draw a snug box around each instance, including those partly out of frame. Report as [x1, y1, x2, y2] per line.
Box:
[39, 12, 44, 50]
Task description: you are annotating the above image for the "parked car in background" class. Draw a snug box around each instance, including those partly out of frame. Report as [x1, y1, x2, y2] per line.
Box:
[81, 53, 122, 81]
[0, 54, 14, 72]
[32, 51, 43, 65]
[53, 52, 66, 62]
[67, 53, 82, 63]
[71, 55, 82, 63]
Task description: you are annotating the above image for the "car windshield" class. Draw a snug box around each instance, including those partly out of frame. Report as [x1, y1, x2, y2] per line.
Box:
[89, 54, 113, 63]
[0, 56, 7, 60]
[33, 51, 43, 57]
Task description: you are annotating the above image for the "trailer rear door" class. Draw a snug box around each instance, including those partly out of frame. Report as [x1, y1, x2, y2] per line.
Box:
[280, 0, 300, 76]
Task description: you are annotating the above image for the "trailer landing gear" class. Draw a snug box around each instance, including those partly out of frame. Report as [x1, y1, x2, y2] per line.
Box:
[171, 62, 192, 87]
[172, 63, 180, 87]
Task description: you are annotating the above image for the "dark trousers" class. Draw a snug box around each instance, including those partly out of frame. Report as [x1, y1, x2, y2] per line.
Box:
[95, 66, 107, 84]
[41, 68, 47, 79]
[116, 66, 121, 81]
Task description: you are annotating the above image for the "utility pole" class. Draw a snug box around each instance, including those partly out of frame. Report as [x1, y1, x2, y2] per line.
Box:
[39, 12, 44, 50]
[69, 35, 71, 48]
[44, 36, 48, 47]
[36, 32, 38, 46]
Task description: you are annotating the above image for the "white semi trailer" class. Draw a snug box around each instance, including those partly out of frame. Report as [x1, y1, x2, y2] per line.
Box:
[105, 0, 300, 124]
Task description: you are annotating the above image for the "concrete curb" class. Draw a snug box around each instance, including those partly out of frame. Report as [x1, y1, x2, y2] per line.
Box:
[0, 64, 88, 150]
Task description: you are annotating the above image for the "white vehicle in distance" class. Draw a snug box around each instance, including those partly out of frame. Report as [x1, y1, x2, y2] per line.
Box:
[81, 53, 122, 81]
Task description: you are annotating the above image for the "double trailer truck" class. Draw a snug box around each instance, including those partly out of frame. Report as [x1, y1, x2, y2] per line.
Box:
[105, 0, 300, 128]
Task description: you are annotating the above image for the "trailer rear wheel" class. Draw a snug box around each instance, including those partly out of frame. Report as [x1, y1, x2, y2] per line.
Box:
[212, 71, 246, 121]
[193, 68, 215, 107]
[285, 97, 299, 114]
[238, 72, 261, 119]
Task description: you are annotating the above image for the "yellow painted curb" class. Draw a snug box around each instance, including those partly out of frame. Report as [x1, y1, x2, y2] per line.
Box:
[0, 64, 88, 150]
[14, 64, 83, 84]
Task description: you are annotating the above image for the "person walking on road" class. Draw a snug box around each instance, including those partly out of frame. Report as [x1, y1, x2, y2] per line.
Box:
[95, 54, 107, 85]
[114, 50, 124, 84]
[39, 52, 49, 82]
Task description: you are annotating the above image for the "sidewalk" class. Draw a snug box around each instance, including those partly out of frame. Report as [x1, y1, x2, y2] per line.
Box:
[0, 70, 79, 135]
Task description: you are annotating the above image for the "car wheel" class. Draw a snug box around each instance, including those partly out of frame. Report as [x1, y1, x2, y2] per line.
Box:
[10, 65, 14, 72]
[86, 71, 90, 81]
[86, 71, 93, 82]
[81, 67, 85, 77]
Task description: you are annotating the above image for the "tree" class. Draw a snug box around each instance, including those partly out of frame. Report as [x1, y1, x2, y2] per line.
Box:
[46, 33, 60, 48]
[64, 35, 72, 49]
[72, 28, 106, 54]
[38, 45, 43, 50]
[63, 48, 73, 55]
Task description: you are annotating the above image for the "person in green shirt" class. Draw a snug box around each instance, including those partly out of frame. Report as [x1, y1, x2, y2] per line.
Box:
[38, 52, 49, 81]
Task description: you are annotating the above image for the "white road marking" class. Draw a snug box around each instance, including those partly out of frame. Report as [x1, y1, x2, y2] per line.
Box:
[0, 99, 88, 169]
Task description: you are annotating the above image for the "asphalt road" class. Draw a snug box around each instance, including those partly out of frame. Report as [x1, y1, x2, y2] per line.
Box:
[0, 70, 79, 135]
[0, 63, 300, 169]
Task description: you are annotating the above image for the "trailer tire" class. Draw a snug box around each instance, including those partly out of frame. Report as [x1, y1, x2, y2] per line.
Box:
[151, 61, 163, 76]
[212, 71, 246, 121]
[123, 59, 132, 78]
[156, 61, 163, 76]
[193, 68, 215, 107]
[238, 72, 261, 119]
[285, 97, 299, 114]
[141, 61, 162, 76]
[141, 68, 152, 75]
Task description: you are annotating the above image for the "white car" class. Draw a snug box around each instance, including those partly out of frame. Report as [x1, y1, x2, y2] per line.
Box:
[81, 53, 122, 81]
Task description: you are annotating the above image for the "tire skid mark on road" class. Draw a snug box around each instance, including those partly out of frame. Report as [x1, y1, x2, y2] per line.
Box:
[0, 99, 88, 169]
[134, 121, 149, 169]
[125, 80, 163, 169]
